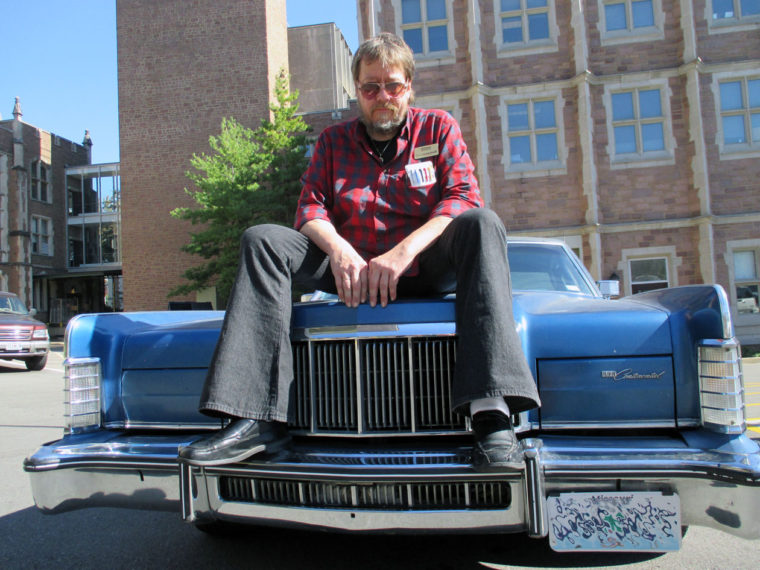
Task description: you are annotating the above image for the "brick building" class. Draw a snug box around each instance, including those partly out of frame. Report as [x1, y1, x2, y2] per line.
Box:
[116, 0, 759, 343]
[0, 98, 93, 321]
[356, 0, 760, 343]
[117, 0, 290, 311]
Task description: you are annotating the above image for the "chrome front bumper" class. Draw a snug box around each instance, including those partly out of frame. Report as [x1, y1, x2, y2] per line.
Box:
[0, 340, 49, 358]
[25, 431, 760, 538]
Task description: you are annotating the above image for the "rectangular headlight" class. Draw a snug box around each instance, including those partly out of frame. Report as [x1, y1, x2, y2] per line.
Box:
[64, 357, 102, 433]
[32, 325, 49, 340]
[698, 341, 744, 434]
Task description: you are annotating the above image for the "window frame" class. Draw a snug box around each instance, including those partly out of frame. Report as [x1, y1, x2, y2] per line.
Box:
[31, 215, 53, 257]
[706, 0, 760, 33]
[598, 0, 664, 45]
[619, 246, 680, 296]
[712, 71, 760, 159]
[727, 239, 760, 319]
[494, 0, 558, 57]
[604, 79, 675, 168]
[500, 89, 567, 177]
[30, 160, 52, 204]
[395, 0, 455, 63]
[628, 257, 669, 294]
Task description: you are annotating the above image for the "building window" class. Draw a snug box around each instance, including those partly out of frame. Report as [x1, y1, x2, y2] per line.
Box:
[599, 0, 663, 44]
[620, 246, 680, 296]
[603, 0, 655, 32]
[718, 76, 760, 151]
[734, 249, 760, 314]
[629, 257, 669, 293]
[609, 86, 669, 161]
[65, 164, 122, 268]
[505, 97, 561, 170]
[30, 160, 51, 203]
[31, 216, 52, 256]
[711, 0, 760, 22]
[499, 0, 551, 45]
[400, 0, 450, 55]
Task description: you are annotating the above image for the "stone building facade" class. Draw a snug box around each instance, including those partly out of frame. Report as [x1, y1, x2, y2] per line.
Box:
[357, 0, 760, 343]
[0, 98, 92, 319]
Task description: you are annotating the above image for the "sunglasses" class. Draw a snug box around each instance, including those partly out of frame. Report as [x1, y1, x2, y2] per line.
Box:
[356, 81, 408, 99]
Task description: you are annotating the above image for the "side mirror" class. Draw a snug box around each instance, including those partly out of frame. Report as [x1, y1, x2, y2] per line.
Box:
[597, 280, 620, 299]
[29, 307, 38, 317]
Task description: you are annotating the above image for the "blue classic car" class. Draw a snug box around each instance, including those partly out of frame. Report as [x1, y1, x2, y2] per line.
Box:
[24, 238, 760, 552]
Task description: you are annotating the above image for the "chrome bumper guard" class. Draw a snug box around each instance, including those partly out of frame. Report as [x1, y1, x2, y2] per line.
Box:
[25, 433, 760, 538]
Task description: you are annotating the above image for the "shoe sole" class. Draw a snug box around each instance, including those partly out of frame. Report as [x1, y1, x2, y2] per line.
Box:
[178, 435, 291, 467]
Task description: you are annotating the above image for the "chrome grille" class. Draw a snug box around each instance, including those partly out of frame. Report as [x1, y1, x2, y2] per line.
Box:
[290, 336, 465, 435]
[0, 326, 33, 341]
[219, 477, 511, 511]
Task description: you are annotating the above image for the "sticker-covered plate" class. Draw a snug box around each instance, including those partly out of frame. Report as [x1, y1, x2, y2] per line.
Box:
[547, 492, 681, 552]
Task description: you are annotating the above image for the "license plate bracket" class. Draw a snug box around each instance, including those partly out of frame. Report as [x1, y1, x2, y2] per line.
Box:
[547, 491, 681, 552]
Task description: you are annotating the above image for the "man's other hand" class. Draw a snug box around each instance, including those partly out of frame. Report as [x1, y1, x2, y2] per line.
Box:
[368, 248, 414, 308]
[329, 245, 368, 308]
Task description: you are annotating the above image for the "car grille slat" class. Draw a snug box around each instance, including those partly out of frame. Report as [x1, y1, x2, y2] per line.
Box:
[0, 326, 33, 341]
[219, 477, 511, 511]
[290, 336, 465, 435]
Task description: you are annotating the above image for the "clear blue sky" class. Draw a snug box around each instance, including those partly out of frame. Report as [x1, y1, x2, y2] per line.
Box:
[1, 0, 359, 165]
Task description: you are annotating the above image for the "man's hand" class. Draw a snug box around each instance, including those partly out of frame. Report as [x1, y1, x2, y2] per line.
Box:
[301, 216, 453, 308]
[329, 243, 368, 308]
[300, 219, 368, 308]
[367, 216, 454, 307]
[367, 247, 414, 307]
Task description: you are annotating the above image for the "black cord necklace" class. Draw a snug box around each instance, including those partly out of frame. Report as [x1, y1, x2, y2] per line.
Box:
[370, 137, 396, 164]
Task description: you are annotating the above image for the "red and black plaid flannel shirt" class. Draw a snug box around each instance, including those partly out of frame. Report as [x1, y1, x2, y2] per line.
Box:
[295, 107, 483, 275]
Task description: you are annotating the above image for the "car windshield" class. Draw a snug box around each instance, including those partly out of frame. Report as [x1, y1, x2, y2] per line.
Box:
[508, 243, 595, 296]
[0, 296, 29, 314]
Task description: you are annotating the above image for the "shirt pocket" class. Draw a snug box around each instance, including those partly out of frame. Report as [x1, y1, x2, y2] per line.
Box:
[401, 166, 440, 218]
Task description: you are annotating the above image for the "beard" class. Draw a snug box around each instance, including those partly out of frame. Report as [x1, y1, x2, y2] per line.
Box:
[359, 103, 407, 139]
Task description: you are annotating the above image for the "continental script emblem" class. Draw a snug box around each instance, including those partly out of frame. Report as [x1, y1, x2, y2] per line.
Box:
[601, 369, 666, 381]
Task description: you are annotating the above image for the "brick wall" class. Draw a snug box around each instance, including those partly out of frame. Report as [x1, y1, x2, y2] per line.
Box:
[117, 0, 287, 310]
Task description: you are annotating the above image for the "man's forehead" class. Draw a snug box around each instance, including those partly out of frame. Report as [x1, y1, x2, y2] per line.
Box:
[358, 58, 407, 81]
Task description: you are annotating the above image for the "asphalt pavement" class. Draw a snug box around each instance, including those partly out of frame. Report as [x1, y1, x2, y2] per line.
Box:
[1, 349, 758, 569]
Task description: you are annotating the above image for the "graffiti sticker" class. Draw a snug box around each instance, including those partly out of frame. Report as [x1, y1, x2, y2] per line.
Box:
[547, 492, 681, 552]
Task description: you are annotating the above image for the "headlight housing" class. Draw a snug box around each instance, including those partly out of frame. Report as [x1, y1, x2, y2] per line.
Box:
[698, 340, 745, 434]
[32, 325, 49, 340]
[64, 357, 102, 433]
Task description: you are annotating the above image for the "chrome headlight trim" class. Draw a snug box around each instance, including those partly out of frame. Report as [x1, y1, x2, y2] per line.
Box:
[63, 357, 102, 434]
[698, 339, 745, 434]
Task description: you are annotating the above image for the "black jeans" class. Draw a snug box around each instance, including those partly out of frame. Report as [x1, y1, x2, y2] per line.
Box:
[199, 208, 540, 421]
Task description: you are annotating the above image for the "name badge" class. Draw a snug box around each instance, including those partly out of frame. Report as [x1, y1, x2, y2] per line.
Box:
[405, 161, 436, 188]
[413, 144, 438, 160]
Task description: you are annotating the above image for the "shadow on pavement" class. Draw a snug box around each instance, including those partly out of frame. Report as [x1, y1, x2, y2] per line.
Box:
[0, 505, 662, 569]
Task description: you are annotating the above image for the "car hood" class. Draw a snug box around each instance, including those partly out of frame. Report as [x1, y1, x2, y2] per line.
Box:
[117, 293, 670, 370]
[0, 312, 44, 327]
[512, 291, 671, 359]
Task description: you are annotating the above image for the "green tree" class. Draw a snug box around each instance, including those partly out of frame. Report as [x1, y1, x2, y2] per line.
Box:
[170, 70, 310, 306]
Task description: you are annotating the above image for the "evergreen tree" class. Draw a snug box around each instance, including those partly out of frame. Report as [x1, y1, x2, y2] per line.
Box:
[170, 70, 310, 306]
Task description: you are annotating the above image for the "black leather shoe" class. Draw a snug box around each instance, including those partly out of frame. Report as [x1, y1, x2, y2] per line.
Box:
[178, 418, 291, 466]
[471, 411, 519, 471]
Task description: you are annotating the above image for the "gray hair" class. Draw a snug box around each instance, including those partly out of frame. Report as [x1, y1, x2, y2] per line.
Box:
[351, 33, 415, 83]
